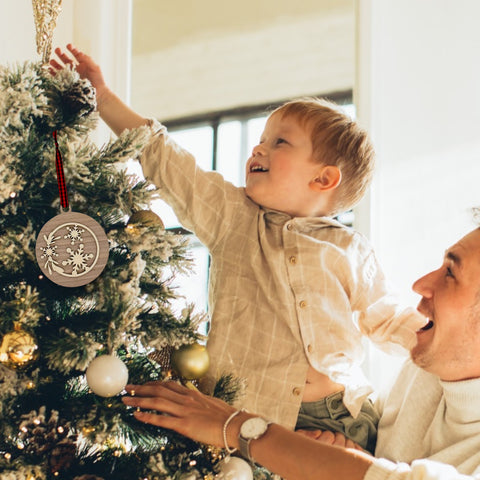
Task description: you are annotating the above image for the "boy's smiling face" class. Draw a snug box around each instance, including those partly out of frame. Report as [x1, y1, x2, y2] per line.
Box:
[245, 113, 325, 217]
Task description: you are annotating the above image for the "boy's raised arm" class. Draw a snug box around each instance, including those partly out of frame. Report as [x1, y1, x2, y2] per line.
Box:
[50, 44, 149, 136]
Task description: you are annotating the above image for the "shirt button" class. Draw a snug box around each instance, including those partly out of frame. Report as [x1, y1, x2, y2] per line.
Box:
[292, 387, 302, 396]
[299, 300, 307, 308]
[307, 344, 313, 353]
[289, 256, 297, 265]
[286, 223, 293, 231]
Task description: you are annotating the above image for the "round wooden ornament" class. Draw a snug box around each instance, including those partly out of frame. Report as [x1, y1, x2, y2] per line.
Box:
[35, 210, 109, 287]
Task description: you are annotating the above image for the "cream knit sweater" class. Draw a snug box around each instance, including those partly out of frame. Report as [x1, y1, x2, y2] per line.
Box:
[365, 360, 480, 480]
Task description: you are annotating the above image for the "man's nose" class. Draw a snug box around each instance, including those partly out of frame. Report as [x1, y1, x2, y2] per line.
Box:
[412, 269, 437, 298]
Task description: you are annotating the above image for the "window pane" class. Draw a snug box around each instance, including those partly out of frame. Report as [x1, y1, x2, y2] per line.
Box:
[171, 126, 214, 171]
[247, 117, 268, 155]
[217, 121, 243, 186]
[169, 239, 210, 325]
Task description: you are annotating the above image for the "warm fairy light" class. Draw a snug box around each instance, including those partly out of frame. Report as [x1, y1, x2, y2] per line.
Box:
[33, 418, 41, 425]
[26, 381, 35, 389]
[57, 426, 64, 433]
[20, 426, 28, 433]
[114, 450, 122, 457]
[9, 192, 16, 198]
[4, 453, 11, 460]
[17, 442, 25, 449]
[189, 460, 197, 466]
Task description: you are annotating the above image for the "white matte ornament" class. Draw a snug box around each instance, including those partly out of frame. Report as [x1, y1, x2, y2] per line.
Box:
[86, 355, 129, 397]
[35, 211, 109, 287]
[217, 457, 253, 480]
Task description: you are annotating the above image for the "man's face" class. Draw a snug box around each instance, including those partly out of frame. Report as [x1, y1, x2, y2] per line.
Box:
[411, 228, 480, 380]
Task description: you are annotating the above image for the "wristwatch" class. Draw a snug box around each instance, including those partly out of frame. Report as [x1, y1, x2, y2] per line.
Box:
[238, 417, 272, 463]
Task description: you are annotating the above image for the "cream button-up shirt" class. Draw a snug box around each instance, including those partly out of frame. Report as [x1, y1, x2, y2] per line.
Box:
[140, 122, 426, 429]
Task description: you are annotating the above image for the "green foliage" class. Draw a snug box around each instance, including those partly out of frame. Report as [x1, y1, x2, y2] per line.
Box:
[0, 61, 241, 479]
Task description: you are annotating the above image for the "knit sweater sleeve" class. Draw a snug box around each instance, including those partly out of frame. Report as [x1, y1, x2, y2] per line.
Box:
[365, 458, 479, 480]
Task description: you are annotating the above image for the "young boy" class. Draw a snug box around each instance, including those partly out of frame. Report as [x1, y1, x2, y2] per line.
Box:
[51, 45, 426, 453]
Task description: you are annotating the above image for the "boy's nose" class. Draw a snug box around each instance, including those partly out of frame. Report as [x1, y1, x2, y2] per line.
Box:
[252, 143, 267, 157]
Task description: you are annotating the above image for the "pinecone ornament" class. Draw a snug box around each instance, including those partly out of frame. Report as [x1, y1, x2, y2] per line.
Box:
[61, 78, 97, 120]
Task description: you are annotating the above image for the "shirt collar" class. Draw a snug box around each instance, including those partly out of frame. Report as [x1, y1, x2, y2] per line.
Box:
[261, 207, 347, 230]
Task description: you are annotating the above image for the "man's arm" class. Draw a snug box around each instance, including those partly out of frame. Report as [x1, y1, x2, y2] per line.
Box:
[50, 44, 148, 136]
[122, 381, 373, 480]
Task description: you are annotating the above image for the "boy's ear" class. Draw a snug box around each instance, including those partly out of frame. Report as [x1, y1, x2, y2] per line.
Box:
[310, 165, 342, 192]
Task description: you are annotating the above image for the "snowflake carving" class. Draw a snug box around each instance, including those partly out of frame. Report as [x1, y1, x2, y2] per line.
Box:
[62, 243, 94, 275]
[39, 233, 63, 274]
[64, 224, 84, 245]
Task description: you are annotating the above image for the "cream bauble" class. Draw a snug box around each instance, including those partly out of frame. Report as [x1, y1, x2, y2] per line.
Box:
[217, 457, 253, 480]
[86, 355, 128, 397]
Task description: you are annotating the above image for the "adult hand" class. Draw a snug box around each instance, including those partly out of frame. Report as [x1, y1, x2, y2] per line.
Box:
[122, 380, 238, 448]
[296, 429, 365, 451]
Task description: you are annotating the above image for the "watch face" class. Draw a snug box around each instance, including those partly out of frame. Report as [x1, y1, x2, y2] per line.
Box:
[240, 417, 269, 439]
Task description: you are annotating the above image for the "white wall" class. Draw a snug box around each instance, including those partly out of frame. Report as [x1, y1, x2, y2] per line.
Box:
[0, 0, 132, 145]
[130, 1, 355, 119]
[0, 0, 72, 64]
[357, 0, 480, 385]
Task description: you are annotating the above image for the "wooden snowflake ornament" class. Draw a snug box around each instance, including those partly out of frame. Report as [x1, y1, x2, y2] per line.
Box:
[36, 211, 109, 287]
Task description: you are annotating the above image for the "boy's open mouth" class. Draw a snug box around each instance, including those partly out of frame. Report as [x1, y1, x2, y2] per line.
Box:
[250, 163, 268, 172]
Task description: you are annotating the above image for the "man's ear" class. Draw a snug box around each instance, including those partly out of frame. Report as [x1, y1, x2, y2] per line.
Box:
[310, 165, 342, 192]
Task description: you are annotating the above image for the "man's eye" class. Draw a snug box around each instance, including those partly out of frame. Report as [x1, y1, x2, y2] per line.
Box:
[446, 266, 455, 278]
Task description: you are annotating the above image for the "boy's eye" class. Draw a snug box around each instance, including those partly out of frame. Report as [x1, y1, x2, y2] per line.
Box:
[276, 138, 287, 145]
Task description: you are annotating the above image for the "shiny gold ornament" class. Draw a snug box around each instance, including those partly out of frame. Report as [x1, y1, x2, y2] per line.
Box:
[127, 210, 164, 231]
[31, 0, 63, 64]
[0, 324, 39, 370]
[170, 343, 210, 380]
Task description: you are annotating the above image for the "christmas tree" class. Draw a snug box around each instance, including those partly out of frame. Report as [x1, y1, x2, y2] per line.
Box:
[0, 54, 251, 479]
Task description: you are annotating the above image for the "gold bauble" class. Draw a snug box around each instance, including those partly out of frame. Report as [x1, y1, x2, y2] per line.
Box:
[127, 210, 164, 230]
[0, 325, 39, 370]
[170, 343, 210, 380]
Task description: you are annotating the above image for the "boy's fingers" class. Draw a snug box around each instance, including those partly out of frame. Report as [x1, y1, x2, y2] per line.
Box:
[49, 59, 62, 70]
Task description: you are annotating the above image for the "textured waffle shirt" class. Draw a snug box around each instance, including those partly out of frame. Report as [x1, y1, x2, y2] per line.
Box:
[365, 359, 480, 479]
[140, 122, 426, 429]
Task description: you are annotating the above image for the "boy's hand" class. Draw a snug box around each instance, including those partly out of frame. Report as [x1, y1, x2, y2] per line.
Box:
[50, 44, 108, 101]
